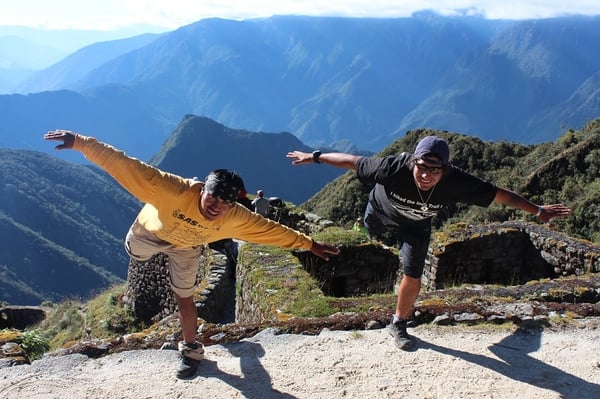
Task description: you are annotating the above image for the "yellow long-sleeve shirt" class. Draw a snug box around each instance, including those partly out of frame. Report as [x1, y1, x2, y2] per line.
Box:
[73, 135, 313, 250]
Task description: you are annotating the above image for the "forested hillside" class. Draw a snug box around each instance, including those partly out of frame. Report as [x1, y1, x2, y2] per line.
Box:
[0, 149, 141, 304]
[302, 118, 600, 244]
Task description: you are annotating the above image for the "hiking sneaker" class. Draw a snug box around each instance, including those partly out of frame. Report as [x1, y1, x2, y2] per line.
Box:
[176, 341, 204, 379]
[387, 319, 413, 350]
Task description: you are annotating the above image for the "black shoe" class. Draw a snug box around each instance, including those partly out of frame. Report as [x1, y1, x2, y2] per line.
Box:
[176, 354, 200, 379]
[176, 341, 204, 379]
[387, 319, 413, 350]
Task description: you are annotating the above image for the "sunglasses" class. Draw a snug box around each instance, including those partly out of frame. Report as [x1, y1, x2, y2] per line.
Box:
[414, 162, 444, 175]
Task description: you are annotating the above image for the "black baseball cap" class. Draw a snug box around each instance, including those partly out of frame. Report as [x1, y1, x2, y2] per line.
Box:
[414, 136, 450, 166]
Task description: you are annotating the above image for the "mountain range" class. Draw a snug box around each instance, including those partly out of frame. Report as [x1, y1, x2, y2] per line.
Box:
[1, 13, 599, 163]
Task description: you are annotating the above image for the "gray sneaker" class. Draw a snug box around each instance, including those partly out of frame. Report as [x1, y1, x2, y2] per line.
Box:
[387, 319, 413, 350]
[176, 341, 204, 379]
[176, 354, 200, 379]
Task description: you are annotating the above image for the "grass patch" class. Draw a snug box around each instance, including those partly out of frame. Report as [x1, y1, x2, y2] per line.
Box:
[241, 242, 397, 320]
[313, 226, 372, 246]
[37, 299, 86, 349]
[349, 330, 363, 339]
[85, 284, 146, 338]
[35, 285, 146, 351]
[242, 246, 334, 318]
[20, 329, 50, 360]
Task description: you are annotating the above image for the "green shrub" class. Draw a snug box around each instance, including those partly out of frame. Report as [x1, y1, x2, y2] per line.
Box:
[20, 329, 50, 360]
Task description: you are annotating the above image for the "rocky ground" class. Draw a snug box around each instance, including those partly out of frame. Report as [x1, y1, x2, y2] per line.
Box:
[2, 275, 599, 399]
[1, 321, 599, 399]
[49, 274, 600, 356]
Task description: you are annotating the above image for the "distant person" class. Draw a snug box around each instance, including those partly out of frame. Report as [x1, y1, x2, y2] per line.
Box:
[268, 196, 286, 222]
[251, 189, 271, 217]
[44, 129, 340, 379]
[237, 187, 253, 210]
[352, 217, 368, 235]
[287, 136, 571, 350]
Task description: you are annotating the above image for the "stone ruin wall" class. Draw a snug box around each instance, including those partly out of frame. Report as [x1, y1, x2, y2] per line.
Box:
[422, 221, 600, 291]
[124, 246, 235, 324]
[122, 221, 600, 325]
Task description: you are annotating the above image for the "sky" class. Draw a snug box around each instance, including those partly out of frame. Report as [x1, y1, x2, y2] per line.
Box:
[1, 0, 600, 32]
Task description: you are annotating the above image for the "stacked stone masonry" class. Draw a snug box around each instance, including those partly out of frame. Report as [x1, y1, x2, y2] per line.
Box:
[125, 246, 235, 324]
[423, 221, 600, 291]
[124, 221, 600, 325]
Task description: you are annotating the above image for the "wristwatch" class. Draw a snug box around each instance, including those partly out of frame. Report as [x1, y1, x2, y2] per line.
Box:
[312, 150, 322, 164]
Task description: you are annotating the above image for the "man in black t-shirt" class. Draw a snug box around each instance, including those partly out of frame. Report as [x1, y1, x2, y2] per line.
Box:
[287, 136, 571, 350]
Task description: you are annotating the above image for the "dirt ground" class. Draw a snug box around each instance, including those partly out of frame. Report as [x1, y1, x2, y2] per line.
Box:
[1, 321, 599, 399]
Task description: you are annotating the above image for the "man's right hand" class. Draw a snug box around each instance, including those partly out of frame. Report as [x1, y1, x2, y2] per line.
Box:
[286, 150, 313, 165]
[310, 241, 340, 261]
[44, 129, 77, 151]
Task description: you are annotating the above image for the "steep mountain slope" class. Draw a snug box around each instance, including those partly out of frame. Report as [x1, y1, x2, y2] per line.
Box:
[150, 115, 345, 205]
[388, 17, 600, 146]
[64, 15, 496, 150]
[16, 34, 162, 93]
[0, 149, 141, 304]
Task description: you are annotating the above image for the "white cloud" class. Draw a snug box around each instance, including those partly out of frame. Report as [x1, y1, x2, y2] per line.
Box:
[0, 0, 599, 30]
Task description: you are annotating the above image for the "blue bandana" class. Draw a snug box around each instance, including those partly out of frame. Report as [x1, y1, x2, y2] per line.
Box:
[203, 169, 244, 204]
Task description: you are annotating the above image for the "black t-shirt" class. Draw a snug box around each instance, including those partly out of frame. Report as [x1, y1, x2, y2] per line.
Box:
[356, 153, 497, 227]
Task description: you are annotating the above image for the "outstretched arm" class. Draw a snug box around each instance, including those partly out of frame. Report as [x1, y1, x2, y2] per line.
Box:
[44, 129, 185, 205]
[286, 150, 361, 170]
[494, 187, 571, 223]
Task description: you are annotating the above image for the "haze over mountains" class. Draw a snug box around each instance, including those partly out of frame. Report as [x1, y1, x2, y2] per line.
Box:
[1, 13, 599, 162]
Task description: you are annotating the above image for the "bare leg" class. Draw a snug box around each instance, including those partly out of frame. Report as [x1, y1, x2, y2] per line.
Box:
[175, 294, 198, 343]
[395, 275, 421, 319]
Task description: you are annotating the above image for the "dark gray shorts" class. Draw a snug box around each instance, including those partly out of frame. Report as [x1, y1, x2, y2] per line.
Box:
[363, 203, 431, 279]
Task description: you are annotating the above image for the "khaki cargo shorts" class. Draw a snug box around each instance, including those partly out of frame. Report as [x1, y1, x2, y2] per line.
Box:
[124, 220, 203, 298]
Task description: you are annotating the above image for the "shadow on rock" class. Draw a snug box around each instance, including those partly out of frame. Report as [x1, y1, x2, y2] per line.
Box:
[418, 326, 600, 399]
[197, 340, 297, 399]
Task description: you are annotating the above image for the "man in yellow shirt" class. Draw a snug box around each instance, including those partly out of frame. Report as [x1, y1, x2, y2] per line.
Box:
[44, 129, 340, 379]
